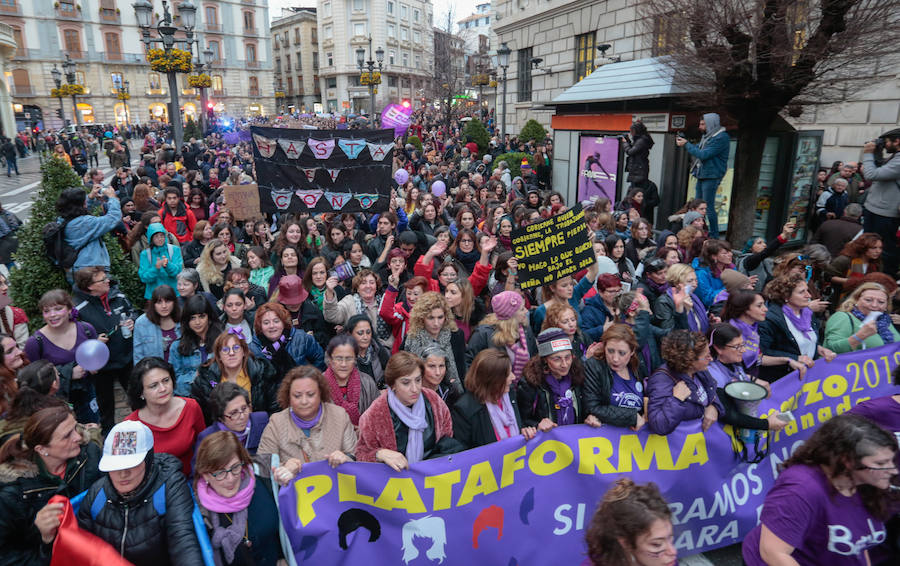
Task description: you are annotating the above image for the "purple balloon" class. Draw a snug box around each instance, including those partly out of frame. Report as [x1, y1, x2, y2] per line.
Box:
[75, 339, 110, 372]
[394, 168, 409, 185]
[431, 180, 446, 197]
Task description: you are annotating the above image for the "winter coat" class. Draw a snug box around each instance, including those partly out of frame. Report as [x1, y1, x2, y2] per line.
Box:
[583, 358, 644, 428]
[451, 388, 525, 450]
[683, 118, 730, 180]
[652, 292, 699, 334]
[249, 327, 326, 371]
[190, 412, 269, 473]
[257, 403, 358, 464]
[158, 202, 197, 244]
[414, 254, 491, 295]
[581, 295, 616, 342]
[133, 313, 181, 364]
[323, 292, 392, 350]
[810, 217, 863, 259]
[131, 229, 181, 266]
[862, 153, 900, 218]
[356, 388, 461, 462]
[76, 453, 203, 566]
[192, 356, 280, 425]
[0, 443, 102, 566]
[72, 285, 135, 370]
[464, 323, 538, 369]
[139, 224, 184, 299]
[179, 238, 206, 269]
[401, 328, 468, 387]
[380, 286, 413, 354]
[623, 134, 653, 184]
[529, 275, 593, 336]
[646, 364, 725, 435]
[65, 196, 122, 272]
[758, 303, 821, 382]
[516, 372, 587, 428]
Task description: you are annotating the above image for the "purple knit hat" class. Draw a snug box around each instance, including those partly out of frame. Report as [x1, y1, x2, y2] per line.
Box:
[491, 291, 523, 321]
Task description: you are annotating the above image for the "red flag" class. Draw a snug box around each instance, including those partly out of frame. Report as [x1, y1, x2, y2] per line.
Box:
[49, 495, 135, 566]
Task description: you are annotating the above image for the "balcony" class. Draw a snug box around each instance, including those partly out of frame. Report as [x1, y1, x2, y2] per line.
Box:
[248, 87, 260, 96]
[206, 23, 222, 33]
[244, 27, 258, 36]
[145, 88, 168, 97]
[0, 3, 21, 15]
[0, 23, 15, 58]
[182, 87, 197, 96]
[99, 9, 120, 23]
[9, 85, 35, 96]
[56, 3, 81, 20]
[247, 61, 260, 68]
[212, 88, 226, 96]
[273, 41, 280, 50]
[107, 51, 123, 61]
[295, 62, 301, 71]
[293, 36, 301, 45]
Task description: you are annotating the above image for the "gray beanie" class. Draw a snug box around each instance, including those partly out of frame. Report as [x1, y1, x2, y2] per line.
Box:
[683, 210, 705, 228]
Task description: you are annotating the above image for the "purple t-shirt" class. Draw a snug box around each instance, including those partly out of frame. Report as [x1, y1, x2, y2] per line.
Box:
[609, 370, 644, 410]
[848, 395, 900, 450]
[24, 322, 98, 366]
[742, 464, 886, 566]
[161, 327, 178, 362]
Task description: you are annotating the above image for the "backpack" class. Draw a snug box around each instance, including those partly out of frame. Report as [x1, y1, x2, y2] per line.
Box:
[42, 218, 85, 269]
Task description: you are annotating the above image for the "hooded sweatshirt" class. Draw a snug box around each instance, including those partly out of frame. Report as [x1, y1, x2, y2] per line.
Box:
[685, 112, 730, 180]
[138, 223, 184, 299]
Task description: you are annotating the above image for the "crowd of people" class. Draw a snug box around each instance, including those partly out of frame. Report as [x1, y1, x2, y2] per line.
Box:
[0, 113, 897, 566]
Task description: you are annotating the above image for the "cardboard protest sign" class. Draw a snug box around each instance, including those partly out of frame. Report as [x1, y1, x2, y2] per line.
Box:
[251, 126, 394, 214]
[511, 203, 594, 289]
[222, 183, 261, 220]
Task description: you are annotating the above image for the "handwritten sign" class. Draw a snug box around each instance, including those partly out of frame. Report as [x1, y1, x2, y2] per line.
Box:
[223, 183, 261, 220]
[511, 203, 594, 290]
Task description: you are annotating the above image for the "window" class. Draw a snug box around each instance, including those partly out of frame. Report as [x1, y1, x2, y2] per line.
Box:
[387, 24, 396, 38]
[104, 33, 121, 57]
[100, 0, 116, 19]
[148, 72, 161, 91]
[575, 32, 595, 81]
[295, 53, 302, 70]
[387, 1, 394, 15]
[401, 4, 408, 19]
[11, 26, 23, 57]
[74, 71, 85, 85]
[353, 0, 364, 12]
[353, 23, 365, 37]
[402, 52, 409, 67]
[389, 50, 395, 65]
[388, 75, 397, 87]
[243, 11, 254, 31]
[400, 27, 408, 41]
[208, 40, 220, 61]
[58, 0, 75, 12]
[323, 24, 332, 40]
[11, 69, 29, 89]
[322, 1, 331, 17]
[327, 52, 333, 66]
[285, 54, 291, 70]
[205, 6, 217, 25]
[274, 34, 280, 45]
[652, 14, 681, 57]
[249, 76, 259, 94]
[62, 29, 81, 54]
[326, 77, 337, 89]
[212, 75, 223, 91]
[413, 30, 420, 44]
[286, 76, 293, 94]
[517, 47, 532, 102]
[312, 52, 319, 70]
[414, 9, 419, 22]
[110, 72, 123, 89]
[294, 29, 301, 44]
[275, 58, 281, 73]
[246, 44, 257, 63]
[414, 54, 420, 69]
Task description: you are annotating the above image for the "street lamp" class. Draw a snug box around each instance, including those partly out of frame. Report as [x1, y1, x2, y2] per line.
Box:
[117, 79, 131, 129]
[357, 36, 384, 126]
[50, 65, 68, 127]
[61, 54, 83, 128]
[192, 46, 214, 134]
[497, 42, 511, 140]
[134, 0, 196, 156]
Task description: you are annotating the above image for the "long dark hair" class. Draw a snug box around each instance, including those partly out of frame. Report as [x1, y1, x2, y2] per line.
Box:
[783, 414, 898, 519]
[720, 290, 761, 321]
[178, 295, 224, 356]
[146, 284, 182, 325]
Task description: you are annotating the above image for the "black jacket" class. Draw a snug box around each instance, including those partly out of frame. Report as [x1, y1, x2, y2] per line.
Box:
[180, 238, 205, 268]
[77, 453, 202, 566]
[192, 356, 279, 425]
[451, 389, 524, 450]
[583, 357, 644, 428]
[0, 443, 102, 566]
[516, 373, 587, 428]
[465, 324, 538, 369]
[758, 303, 821, 382]
[623, 134, 653, 184]
[73, 286, 135, 370]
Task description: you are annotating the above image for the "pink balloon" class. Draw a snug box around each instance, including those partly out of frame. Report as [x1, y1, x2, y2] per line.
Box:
[393, 169, 409, 185]
[431, 180, 446, 197]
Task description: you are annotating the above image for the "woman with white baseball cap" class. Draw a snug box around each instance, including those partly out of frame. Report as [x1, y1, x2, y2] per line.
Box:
[74, 419, 203, 566]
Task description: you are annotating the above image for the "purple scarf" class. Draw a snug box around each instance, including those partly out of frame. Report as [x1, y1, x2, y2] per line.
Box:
[781, 304, 815, 340]
[506, 326, 530, 378]
[486, 392, 517, 440]
[645, 278, 669, 296]
[215, 420, 251, 446]
[544, 374, 575, 426]
[387, 389, 427, 464]
[729, 318, 760, 368]
[290, 405, 323, 429]
[668, 288, 708, 333]
[850, 307, 896, 344]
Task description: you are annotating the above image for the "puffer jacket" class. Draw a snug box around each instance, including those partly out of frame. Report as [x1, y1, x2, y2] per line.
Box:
[249, 327, 326, 371]
[581, 295, 615, 342]
[76, 453, 202, 566]
[138, 223, 184, 299]
[191, 356, 280, 425]
[0, 443, 102, 566]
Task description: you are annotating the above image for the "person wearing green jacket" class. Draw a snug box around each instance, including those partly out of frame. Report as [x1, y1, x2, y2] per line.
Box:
[139, 223, 184, 299]
[824, 282, 900, 353]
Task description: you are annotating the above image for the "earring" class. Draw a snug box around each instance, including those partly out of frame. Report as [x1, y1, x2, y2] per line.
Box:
[140, 395, 145, 400]
[43, 451, 49, 456]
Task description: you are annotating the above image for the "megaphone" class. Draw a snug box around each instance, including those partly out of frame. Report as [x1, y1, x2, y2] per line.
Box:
[724, 381, 768, 404]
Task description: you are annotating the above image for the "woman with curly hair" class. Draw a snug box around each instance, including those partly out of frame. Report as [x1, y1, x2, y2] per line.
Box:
[401, 292, 466, 388]
[518, 328, 600, 431]
[323, 268, 393, 349]
[645, 329, 724, 435]
[826, 232, 883, 298]
[196, 240, 241, 300]
[583, 478, 676, 566]
[743, 414, 898, 566]
[758, 273, 836, 382]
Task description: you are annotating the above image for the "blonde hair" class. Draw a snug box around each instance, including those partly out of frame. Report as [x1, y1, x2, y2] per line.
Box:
[478, 313, 522, 347]
[197, 240, 230, 286]
[445, 278, 474, 324]
[838, 282, 889, 313]
[665, 263, 695, 287]
[407, 292, 458, 336]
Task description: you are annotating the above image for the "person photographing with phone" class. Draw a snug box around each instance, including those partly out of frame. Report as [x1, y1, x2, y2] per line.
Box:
[675, 113, 730, 239]
[861, 129, 900, 276]
[56, 185, 122, 275]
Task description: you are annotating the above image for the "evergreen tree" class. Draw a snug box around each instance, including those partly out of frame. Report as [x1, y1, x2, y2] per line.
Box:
[519, 119, 548, 143]
[183, 117, 202, 142]
[406, 135, 423, 152]
[463, 118, 491, 155]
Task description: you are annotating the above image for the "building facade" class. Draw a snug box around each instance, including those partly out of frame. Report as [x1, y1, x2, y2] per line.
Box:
[0, 22, 16, 138]
[456, 3, 497, 118]
[1, 0, 274, 131]
[316, 0, 433, 115]
[271, 7, 320, 113]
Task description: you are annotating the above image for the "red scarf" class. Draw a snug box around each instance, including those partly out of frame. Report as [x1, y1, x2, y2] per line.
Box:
[324, 366, 362, 425]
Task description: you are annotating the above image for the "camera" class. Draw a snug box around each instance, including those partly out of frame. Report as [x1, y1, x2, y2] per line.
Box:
[872, 137, 887, 166]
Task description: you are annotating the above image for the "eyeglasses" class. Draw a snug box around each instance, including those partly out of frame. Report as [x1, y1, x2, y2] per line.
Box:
[224, 405, 250, 421]
[92, 277, 109, 285]
[209, 462, 243, 480]
[231, 279, 249, 286]
[459, 239, 474, 243]
[331, 356, 356, 364]
[220, 345, 243, 355]
[723, 342, 747, 352]
[857, 463, 898, 472]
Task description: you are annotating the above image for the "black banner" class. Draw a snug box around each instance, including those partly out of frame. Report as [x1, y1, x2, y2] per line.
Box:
[511, 203, 595, 290]
[251, 126, 395, 214]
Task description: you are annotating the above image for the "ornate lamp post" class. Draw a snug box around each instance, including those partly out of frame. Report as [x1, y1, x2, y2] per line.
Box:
[356, 36, 384, 126]
[191, 47, 213, 134]
[497, 43, 511, 139]
[117, 79, 131, 129]
[61, 54, 83, 127]
[50, 65, 68, 127]
[133, 0, 196, 156]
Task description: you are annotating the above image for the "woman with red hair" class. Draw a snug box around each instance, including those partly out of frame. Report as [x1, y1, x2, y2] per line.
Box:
[826, 233, 883, 299]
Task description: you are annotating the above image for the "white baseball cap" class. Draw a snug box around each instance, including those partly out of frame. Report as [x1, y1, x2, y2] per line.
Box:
[99, 420, 154, 472]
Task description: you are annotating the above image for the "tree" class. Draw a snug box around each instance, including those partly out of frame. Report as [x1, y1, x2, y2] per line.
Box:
[519, 119, 548, 143]
[463, 118, 491, 154]
[639, 0, 900, 245]
[10, 156, 142, 327]
[430, 7, 470, 136]
[183, 116, 202, 142]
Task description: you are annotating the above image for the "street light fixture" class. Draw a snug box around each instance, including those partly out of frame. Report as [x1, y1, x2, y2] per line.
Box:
[134, 0, 196, 156]
[60, 54, 83, 128]
[357, 35, 384, 126]
[118, 79, 131, 129]
[497, 43, 511, 140]
[50, 65, 68, 127]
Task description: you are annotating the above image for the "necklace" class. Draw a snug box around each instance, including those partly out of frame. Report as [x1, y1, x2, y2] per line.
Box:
[224, 512, 252, 548]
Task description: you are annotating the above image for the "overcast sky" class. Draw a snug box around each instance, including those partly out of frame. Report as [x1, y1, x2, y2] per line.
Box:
[267, 0, 481, 27]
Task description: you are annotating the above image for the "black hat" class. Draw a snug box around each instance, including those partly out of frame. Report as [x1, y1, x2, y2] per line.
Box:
[643, 257, 667, 274]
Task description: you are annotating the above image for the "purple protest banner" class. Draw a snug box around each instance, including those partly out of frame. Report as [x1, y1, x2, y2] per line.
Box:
[278, 344, 899, 564]
[381, 103, 412, 138]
